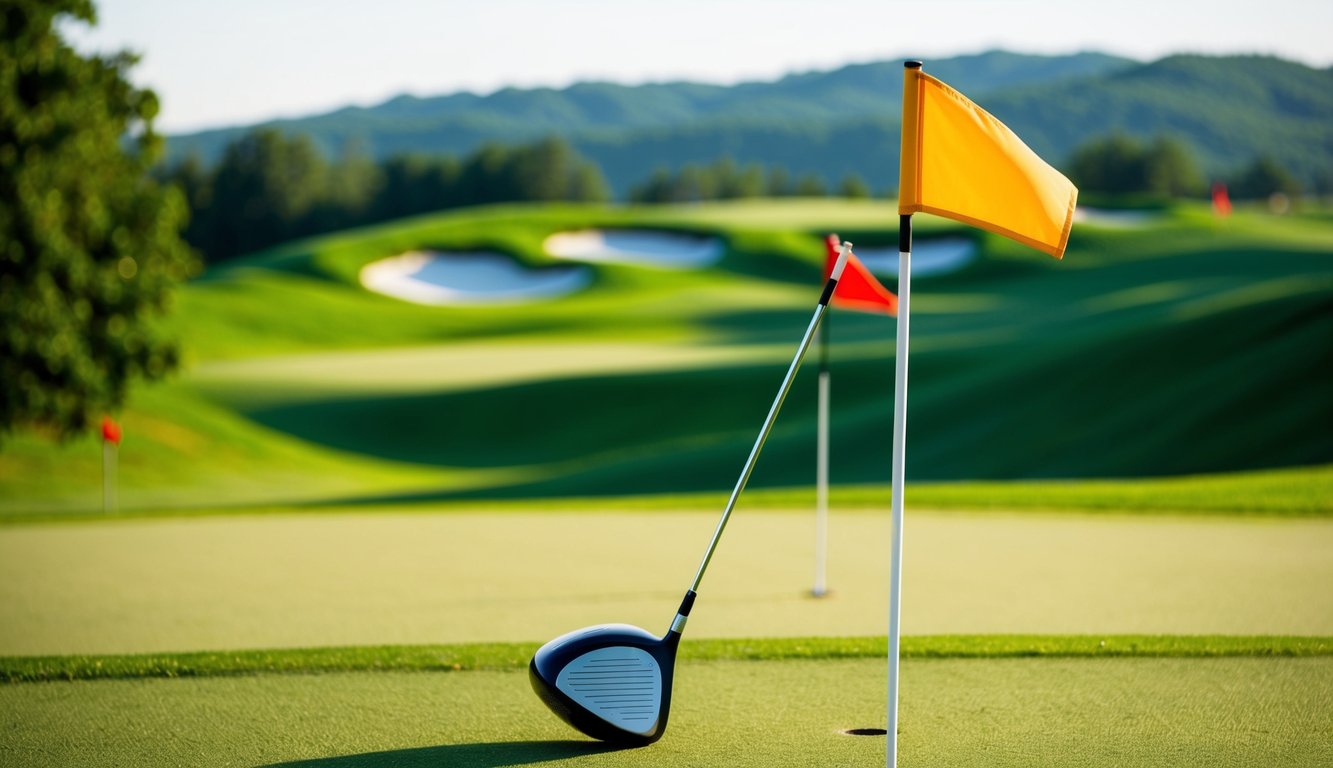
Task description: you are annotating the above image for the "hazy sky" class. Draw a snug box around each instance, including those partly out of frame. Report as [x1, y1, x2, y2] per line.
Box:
[64, 0, 1332, 134]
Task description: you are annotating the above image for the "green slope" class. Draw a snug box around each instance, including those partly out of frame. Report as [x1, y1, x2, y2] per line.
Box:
[1, 200, 1329, 515]
[191, 203, 1333, 492]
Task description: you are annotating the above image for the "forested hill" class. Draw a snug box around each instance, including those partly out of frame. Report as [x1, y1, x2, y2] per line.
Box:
[165, 50, 1333, 195]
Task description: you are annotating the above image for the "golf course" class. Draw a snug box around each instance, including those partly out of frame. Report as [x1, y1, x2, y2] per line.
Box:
[2, 199, 1330, 766]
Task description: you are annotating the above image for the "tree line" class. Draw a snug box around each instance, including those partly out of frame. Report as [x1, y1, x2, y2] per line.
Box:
[1066, 134, 1305, 201]
[165, 127, 1312, 265]
[629, 159, 874, 203]
[161, 132, 611, 263]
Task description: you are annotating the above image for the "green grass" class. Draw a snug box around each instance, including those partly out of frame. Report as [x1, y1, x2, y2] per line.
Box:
[5, 511, 1331, 656]
[3, 635, 1329, 684]
[2, 200, 1330, 517]
[3, 657, 1329, 767]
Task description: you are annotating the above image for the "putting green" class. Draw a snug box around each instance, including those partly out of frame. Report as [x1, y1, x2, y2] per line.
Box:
[2, 511, 1330, 655]
[1, 657, 1328, 767]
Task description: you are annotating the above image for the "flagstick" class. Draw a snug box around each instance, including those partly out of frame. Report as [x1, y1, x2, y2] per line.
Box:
[102, 440, 116, 516]
[886, 213, 912, 768]
[813, 314, 831, 598]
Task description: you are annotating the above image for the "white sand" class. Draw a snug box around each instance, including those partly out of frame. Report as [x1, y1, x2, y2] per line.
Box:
[359, 251, 591, 305]
[1074, 207, 1157, 228]
[853, 237, 977, 278]
[544, 229, 723, 269]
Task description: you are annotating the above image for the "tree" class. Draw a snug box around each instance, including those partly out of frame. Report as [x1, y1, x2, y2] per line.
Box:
[1143, 136, 1203, 197]
[1067, 133, 1148, 196]
[765, 166, 792, 197]
[158, 153, 213, 250]
[1067, 133, 1203, 199]
[505, 136, 608, 202]
[794, 173, 827, 197]
[0, 0, 197, 440]
[205, 129, 329, 259]
[838, 173, 871, 199]
[630, 167, 674, 204]
[1230, 156, 1302, 200]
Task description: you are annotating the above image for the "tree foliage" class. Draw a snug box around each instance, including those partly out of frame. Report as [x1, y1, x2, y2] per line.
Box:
[1229, 155, 1302, 200]
[165, 133, 609, 263]
[628, 157, 863, 204]
[0, 0, 196, 440]
[1067, 133, 1204, 198]
[161, 53, 1333, 198]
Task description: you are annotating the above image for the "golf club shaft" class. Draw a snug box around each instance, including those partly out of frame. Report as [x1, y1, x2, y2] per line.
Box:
[685, 242, 853, 597]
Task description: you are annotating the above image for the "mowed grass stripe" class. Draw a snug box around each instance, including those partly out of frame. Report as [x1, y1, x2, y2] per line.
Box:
[4, 635, 1330, 684]
[7, 463, 1332, 524]
[5, 512, 1331, 656]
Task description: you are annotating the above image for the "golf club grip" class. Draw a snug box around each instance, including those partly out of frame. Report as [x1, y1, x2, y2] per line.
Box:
[686, 286, 835, 594]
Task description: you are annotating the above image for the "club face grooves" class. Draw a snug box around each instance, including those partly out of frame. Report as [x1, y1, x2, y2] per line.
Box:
[529, 624, 680, 745]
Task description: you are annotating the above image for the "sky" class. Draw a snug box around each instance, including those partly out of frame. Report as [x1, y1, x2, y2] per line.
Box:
[64, 0, 1333, 134]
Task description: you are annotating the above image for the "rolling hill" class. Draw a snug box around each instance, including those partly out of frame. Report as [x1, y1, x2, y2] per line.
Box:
[2, 199, 1329, 515]
[163, 51, 1333, 195]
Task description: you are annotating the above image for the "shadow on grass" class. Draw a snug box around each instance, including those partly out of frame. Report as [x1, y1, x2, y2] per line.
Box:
[264, 739, 632, 767]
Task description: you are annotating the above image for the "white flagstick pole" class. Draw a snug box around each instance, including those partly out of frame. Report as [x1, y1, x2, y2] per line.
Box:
[813, 315, 831, 597]
[886, 213, 912, 768]
[688, 242, 852, 595]
[103, 439, 116, 515]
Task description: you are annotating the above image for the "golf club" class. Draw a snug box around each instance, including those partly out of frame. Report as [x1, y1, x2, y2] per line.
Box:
[530, 242, 855, 745]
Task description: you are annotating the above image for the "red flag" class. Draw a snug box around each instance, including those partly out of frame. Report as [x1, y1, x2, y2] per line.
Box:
[101, 416, 122, 446]
[824, 234, 897, 316]
[1211, 182, 1232, 218]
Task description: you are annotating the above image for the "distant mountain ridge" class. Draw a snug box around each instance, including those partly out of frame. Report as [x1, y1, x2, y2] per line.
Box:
[165, 50, 1333, 195]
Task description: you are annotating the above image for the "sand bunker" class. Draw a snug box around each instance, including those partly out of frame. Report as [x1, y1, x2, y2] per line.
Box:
[1074, 207, 1157, 228]
[359, 251, 591, 305]
[852, 238, 977, 278]
[544, 229, 723, 269]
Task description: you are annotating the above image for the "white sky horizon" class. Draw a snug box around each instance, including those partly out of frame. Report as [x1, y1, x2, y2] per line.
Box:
[63, 0, 1333, 135]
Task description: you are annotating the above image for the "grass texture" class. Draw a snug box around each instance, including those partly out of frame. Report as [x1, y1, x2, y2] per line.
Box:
[2, 201, 1329, 516]
[2, 657, 1329, 766]
[3, 511, 1331, 656]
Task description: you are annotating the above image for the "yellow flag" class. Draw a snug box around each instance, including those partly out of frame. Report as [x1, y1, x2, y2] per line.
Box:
[898, 64, 1077, 259]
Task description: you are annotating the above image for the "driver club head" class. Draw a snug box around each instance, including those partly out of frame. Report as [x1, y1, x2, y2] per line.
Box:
[529, 623, 681, 745]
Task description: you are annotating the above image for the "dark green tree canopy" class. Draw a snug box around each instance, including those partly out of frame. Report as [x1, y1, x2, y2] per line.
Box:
[1, 0, 196, 440]
[1230, 155, 1302, 200]
[165, 133, 610, 263]
[1067, 133, 1204, 199]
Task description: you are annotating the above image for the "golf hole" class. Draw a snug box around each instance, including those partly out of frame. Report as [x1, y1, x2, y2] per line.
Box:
[841, 728, 888, 737]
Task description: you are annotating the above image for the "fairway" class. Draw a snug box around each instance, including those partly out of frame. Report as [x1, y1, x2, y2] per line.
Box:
[2, 657, 1329, 767]
[3, 510, 1331, 655]
[1, 200, 1329, 766]
[3, 202, 1330, 515]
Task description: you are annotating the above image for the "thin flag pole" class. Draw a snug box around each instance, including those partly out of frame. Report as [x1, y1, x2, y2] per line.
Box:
[813, 312, 831, 597]
[103, 439, 114, 515]
[886, 212, 912, 768]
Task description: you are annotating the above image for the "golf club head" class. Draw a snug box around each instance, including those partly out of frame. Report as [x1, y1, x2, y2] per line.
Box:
[530, 623, 681, 745]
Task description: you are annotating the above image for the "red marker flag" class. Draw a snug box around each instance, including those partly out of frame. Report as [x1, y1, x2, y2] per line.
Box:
[823, 234, 898, 316]
[1212, 182, 1232, 218]
[101, 416, 122, 446]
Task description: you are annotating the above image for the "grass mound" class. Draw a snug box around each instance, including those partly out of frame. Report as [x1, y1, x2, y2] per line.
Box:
[2, 200, 1329, 516]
